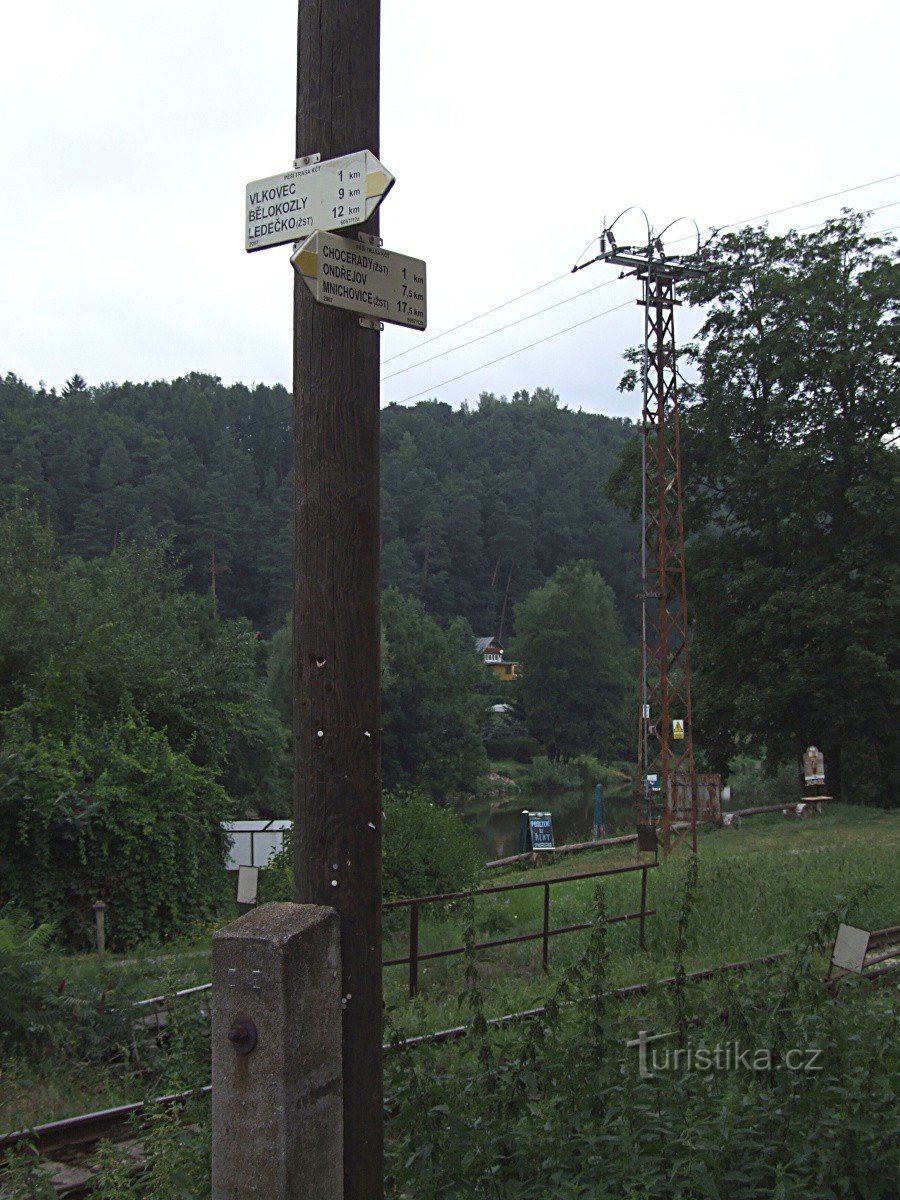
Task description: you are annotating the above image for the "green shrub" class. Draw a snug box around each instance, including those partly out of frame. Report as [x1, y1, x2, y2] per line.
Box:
[0, 905, 54, 1050]
[383, 789, 482, 899]
[385, 876, 899, 1198]
[570, 754, 633, 790]
[726, 755, 799, 807]
[260, 788, 483, 903]
[0, 905, 171, 1062]
[0, 713, 232, 950]
[518, 756, 583, 792]
[257, 846, 292, 905]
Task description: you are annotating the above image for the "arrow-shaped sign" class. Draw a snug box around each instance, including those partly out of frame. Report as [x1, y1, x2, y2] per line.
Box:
[245, 150, 394, 252]
[291, 231, 426, 330]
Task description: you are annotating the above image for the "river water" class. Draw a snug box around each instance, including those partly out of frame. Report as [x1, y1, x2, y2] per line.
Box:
[461, 785, 636, 862]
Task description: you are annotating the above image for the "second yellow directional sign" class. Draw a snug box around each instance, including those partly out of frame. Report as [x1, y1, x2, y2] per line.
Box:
[291, 231, 426, 330]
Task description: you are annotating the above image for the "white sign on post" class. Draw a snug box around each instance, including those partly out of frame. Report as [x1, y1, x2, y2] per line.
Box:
[245, 150, 394, 252]
[236, 865, 259, 906]
[291, 231, 426, 330]
[831, 923, 870, 974]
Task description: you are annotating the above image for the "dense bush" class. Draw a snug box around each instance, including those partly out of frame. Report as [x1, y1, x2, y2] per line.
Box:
[725, 755, 801, 808]
[0, 905, 151, 1061]
[0, 905, 54, 1050]
[382, 789, 482, 899]
[517, 756, 584, 793]
[0, 713, 232, 949]
[259, 788, 482, 904]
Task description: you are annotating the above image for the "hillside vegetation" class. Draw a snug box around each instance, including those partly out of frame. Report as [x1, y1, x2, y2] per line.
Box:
[0, 376, 638, 639]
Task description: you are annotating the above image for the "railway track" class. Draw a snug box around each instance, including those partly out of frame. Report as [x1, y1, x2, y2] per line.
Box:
[0, 1086, 211, 1198]
[2, 928, 897, 1196]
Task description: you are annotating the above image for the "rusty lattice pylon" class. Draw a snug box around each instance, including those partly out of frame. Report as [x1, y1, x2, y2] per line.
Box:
[636, 264, 696, 855]
[574, 227, 720, 854]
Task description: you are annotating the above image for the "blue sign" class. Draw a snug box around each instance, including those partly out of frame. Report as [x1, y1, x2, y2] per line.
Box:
[592, 783, 606, 840]
[527, 811, 555, 851]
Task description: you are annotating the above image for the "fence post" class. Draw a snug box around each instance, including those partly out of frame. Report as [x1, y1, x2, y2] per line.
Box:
[542, 883, 551, 971]
[639, 867, 648, 951]
[92, 900, 107, 954]
[211, 902, 343, 1200]
[409, 902, 419, 999]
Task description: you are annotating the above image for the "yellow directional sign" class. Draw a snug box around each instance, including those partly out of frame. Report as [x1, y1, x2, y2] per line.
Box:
[291, 230, 426, 330]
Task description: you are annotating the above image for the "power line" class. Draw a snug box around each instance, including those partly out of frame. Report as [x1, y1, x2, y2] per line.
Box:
[712, 170, 900, 235]
[790, 204, 900, 238]
[385, 203, 898, 402]
[381, 277, 619, 382]
[387, 171, 900, 375]
[226, 206, 900, 427]
[388, 299, 634, 406]
[225, 173, 900, 431]
[382, 271, 573, 365]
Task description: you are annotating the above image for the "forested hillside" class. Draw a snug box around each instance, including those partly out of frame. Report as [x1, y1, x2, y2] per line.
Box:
[0, 375, 639, 638]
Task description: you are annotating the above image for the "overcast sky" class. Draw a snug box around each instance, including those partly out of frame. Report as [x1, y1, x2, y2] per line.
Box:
[1, 1, 897, 420]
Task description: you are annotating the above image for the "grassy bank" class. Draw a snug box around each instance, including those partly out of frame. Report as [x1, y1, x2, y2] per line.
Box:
[385, 803, 898, 1032]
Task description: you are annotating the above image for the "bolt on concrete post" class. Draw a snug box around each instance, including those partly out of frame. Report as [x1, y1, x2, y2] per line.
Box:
[211, 902, 343, 1200]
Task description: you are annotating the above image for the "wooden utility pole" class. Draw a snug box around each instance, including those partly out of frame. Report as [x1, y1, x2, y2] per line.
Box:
[292, 3, 383, 1198]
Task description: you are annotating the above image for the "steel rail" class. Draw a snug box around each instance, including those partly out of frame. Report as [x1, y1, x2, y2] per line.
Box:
[0, 1086, 211, 1159]
[1, 950, 777, 1164]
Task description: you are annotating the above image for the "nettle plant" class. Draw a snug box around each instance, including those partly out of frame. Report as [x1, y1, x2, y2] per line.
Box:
[384, 868, 897, 1199]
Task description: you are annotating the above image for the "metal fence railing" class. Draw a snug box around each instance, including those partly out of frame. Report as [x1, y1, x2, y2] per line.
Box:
[383, 861, 656, 998]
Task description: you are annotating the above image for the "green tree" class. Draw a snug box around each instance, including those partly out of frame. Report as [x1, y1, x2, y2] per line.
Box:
[0, 505, 288, 812]
[512, 560, 631, 761]
[0, 501, 55, 710]
[381, 589, 488, 795]
[2, 371, 641, 638]
[677, 214, 899, 803]
[266, 611, 293, 728]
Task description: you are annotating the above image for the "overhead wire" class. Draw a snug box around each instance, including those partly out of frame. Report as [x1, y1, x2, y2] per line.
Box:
[712, 171, 900, 235]
[390, 299, 634, 406]
[381, 270, 573, 365]
[790, 203, 900, 237]
[232, 224, 899, 433]
[384, 172, 898, 369]
[384, 209, 897, 404]
[386, 172, 899, 383]
[381, 276, 620, 382]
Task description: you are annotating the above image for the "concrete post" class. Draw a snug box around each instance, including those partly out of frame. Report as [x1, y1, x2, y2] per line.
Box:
[211, 903, 343, 1199]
